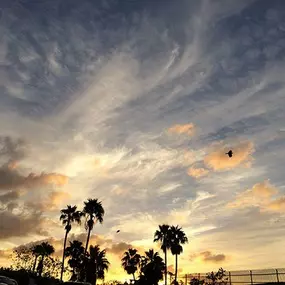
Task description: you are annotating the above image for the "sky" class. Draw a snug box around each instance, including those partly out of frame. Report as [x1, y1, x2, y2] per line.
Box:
[1, 0, 285, 282]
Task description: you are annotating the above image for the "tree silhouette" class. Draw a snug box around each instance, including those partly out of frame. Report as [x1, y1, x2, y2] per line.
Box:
[83, 245, 110, 285]
[65, 240, 85, 281]
[121, 248, 141, 282]
[154, 224, 172, 285]
[140, 249, 165, 285]
[169, 226, 188, 284]
[36, 242, 55, 277]
[60, 205, 83, 281]
[31, 244, 42, 273]
[205, 268, 228, 285]
[82, 199, 105, 254]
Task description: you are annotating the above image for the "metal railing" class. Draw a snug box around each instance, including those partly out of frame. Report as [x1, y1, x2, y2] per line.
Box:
[176, 268, 285, 285]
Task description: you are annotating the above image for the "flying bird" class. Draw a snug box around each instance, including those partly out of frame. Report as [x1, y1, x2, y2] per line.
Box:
[225, 150, 233, 157]
[116, 230, 120, 233]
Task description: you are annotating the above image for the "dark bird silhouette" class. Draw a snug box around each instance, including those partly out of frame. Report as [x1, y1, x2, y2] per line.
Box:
[225, 150, 233, 157]
[116, 230, 120, 233]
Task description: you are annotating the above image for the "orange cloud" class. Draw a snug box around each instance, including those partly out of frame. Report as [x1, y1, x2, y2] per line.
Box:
[228, 180, 278, 209]
[168, 123, 195, 136]
[266, 197, 285, 213]
[7, 160, 19, 170]
[187, 166, 209, 178]
[167, 265, 183, 274]
[204, 141, 255, 171]
[47, 191, 71, 210]
[27, 173, 68, 186]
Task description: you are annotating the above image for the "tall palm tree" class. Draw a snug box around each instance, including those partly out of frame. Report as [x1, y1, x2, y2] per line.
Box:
[82, 199, 105, 254]
[154, 224, 171, 285]
[37, 242, 55, 277]
[84, 245, 110, 285]
[141, 249, 165, 285]
[65, 240, 85, 281]
[169, 226, 188, 284]
[60, 205, 83, 281]
[31, 244, 42, 273]
[121, 248, 141, 282]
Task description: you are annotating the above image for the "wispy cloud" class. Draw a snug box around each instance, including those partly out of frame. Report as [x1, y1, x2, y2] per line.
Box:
[1, 0, 285, 278]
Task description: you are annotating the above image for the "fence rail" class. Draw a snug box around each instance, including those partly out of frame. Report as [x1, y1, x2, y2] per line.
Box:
[176, 268, 285, 285]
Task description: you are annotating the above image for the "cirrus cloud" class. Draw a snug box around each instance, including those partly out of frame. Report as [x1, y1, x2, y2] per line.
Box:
[187, 166, 209, 178]
[168, 123, 195, 136]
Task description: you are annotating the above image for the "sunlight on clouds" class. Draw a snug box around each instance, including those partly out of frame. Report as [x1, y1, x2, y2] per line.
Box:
[267, 197, 285, 212]
[187, 166, 209, 178]
[204, 141, 255, 171]
[158, 183, 182, 195]
[227, 180, 282, 212]
[168, 123, 195, 136]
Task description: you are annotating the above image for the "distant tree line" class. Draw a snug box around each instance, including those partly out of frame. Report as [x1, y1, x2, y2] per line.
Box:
[7, 197, 227, 285]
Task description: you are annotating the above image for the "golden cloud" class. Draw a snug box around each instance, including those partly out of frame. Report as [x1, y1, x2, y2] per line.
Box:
[39, 191, 71, 211]
[228, 180, 279, 210]
[187, 166, 209, 178]
[27, 173, 69, 187]
[266, 197, 285, 213]
[168, 123, 195, 136]
[204, 141, 255, 171]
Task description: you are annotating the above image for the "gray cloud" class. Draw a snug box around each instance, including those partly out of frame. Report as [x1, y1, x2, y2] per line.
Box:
[0, 206, 46, 239]
[200, 251, 227, 263]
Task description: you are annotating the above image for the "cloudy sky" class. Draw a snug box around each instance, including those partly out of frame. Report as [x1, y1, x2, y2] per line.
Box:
[1, 0, 285, 281]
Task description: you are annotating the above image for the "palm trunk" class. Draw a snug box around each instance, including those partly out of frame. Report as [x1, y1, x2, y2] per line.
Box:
[132, 272, 136, 282]
[32, 255, 38, 273]
[60, 229, 69, 281]
[38, 256, 44, 277]
[174, 254, 178, 284]
[165, 250, 167, 285]
[85, 227, 91, 254]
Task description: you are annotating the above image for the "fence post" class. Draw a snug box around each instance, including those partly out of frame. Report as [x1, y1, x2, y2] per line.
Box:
[276, 269, 280, 283]
[250, 270, 253, 285]
[229, 271, 232, 285]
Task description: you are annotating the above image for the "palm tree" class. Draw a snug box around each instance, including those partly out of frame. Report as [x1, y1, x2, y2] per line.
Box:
[141, 249, 165, 285]
[65, 240, 85, 281]
[31, 244, 42, 273]
[37, 242, 55, 277]
[84, 245, 110, 285]
[154, 224, 172, 285]
[82, 199, 105, 254]
[60, 205, 83, 281]
[169, 226, 188, 284]
[121, 248, 141, 282]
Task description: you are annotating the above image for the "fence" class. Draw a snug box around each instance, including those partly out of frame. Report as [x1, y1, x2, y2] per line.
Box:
[176, 268, 285, 285]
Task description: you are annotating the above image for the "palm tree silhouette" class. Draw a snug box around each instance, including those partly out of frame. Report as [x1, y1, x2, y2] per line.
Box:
[141, 249, 165, 285]
[154, 224, 171, 285]
[37, 242, 55, 277]
[31, 244, 42, 273]
[121, 248, 141, 282]
[84, 245, 110, 285]
[82, 199, 105, 255]
[169, 226, 188, 284]
[65, 240, 85, 281]
[60, 205, 83, 281]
